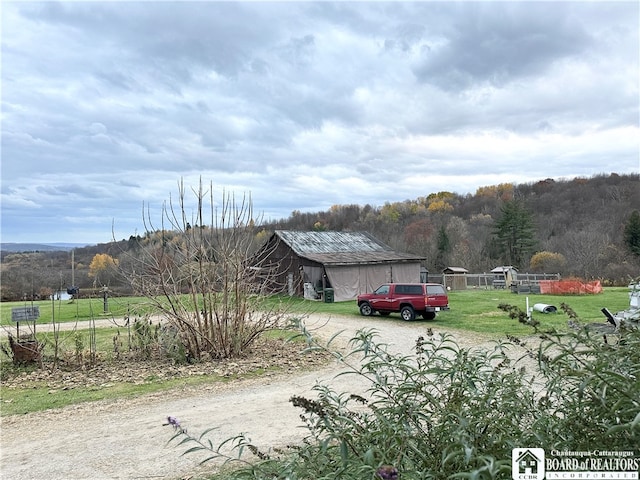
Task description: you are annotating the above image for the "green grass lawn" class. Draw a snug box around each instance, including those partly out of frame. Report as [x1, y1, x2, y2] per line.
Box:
[0, 295, 155, 326]
[1, 374, 228, 415]
[0, 287, 631, 416]
[290, 286, 631, 337]
[1, 287, 630, 334]
[433, 287, 630, 336]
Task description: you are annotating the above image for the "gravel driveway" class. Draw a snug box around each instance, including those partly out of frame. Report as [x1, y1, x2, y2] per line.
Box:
[0, 313, 493, 480]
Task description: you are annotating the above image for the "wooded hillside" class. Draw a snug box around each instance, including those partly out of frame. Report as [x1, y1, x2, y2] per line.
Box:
[2, 173, 639, 301]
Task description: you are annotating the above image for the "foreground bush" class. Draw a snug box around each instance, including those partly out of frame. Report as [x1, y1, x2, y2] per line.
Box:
[167, 317, 640, 479]
[118, 179, 291, 361]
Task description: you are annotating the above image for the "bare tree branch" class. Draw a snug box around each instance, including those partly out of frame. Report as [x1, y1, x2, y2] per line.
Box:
[118, 179, 291, 360]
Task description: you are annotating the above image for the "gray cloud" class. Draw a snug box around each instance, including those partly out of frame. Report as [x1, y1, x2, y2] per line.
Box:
[412, 3, 592, 90]
[1, 1, 638, 243]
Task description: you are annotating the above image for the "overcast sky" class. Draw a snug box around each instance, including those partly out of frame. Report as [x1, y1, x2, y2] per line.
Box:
[1, 1, 639, 245]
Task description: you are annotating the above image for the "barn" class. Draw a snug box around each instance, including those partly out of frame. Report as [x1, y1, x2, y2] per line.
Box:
[254, 230, 425, 302]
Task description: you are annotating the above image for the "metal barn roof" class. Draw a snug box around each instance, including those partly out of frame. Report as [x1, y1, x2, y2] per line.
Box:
[491, 266, 518, 273]
[274, 230, 424, 266]
[443, 266, 469, 274]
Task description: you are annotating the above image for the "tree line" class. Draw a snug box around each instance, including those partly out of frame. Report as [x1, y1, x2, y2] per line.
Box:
[1, 172, 639, 301]
[267, 173, 640, 282]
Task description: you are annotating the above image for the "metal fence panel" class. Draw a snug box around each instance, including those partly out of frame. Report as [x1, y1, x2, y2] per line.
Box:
[431, 273, 560, 290]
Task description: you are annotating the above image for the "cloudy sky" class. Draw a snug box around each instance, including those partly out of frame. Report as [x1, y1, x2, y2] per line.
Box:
[2, 1, 639, 245]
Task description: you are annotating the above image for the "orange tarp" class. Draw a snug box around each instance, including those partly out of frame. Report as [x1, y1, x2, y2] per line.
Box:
[538, 280, 602, 295]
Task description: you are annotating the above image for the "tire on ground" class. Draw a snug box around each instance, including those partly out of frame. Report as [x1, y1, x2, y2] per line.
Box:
[400, 305, 415, 321]
[359, 302, 373, 316]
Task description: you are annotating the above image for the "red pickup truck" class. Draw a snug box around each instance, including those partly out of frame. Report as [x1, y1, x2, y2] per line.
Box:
[357, 283, 449, 321]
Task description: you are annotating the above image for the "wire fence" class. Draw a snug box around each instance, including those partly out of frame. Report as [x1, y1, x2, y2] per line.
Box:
[428, 273, 561, 290]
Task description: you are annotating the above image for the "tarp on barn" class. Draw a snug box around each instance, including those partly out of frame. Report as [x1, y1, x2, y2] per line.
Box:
[539, 279, 603, 295]
[324, 262, 421, 301]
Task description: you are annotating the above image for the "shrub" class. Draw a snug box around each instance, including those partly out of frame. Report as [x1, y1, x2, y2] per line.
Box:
[529, 251, 567, 274]
[118, 179, 291, 361]
[121, 317, 189, 364]
[166, 313, 640, 479]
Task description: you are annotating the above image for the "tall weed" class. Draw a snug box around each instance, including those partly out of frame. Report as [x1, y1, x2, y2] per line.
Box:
[166, 311, 639, 479]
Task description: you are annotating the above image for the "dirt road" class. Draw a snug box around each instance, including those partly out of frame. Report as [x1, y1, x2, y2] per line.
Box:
[0, 313, 491, 480]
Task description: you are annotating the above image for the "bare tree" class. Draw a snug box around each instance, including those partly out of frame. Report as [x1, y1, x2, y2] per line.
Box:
[554, 226, 611, 279]
[445, 216, 472, 268]
[119, 179, 289, 361]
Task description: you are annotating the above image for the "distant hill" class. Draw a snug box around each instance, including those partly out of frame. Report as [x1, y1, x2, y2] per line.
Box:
[0, 173, 638, 302]
[0, 243, 90, 253]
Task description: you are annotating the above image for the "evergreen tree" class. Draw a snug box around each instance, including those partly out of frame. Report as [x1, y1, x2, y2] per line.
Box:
[493, 200, 536, 269]
[624, 210, 640, 256]
[435, 225, 450, 270]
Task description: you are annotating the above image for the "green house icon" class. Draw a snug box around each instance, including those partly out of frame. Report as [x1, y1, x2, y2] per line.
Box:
[516, 450, 541, 474]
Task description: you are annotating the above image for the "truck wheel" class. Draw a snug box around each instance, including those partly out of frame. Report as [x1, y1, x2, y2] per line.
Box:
[400, 306, 415, 321]
[422, 312, 436, 320]
[359, 302, 373, 316]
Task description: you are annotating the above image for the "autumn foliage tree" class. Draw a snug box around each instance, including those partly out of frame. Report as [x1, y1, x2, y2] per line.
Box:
[529, 251, 567, 274]
[88, 253, 119, 286]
